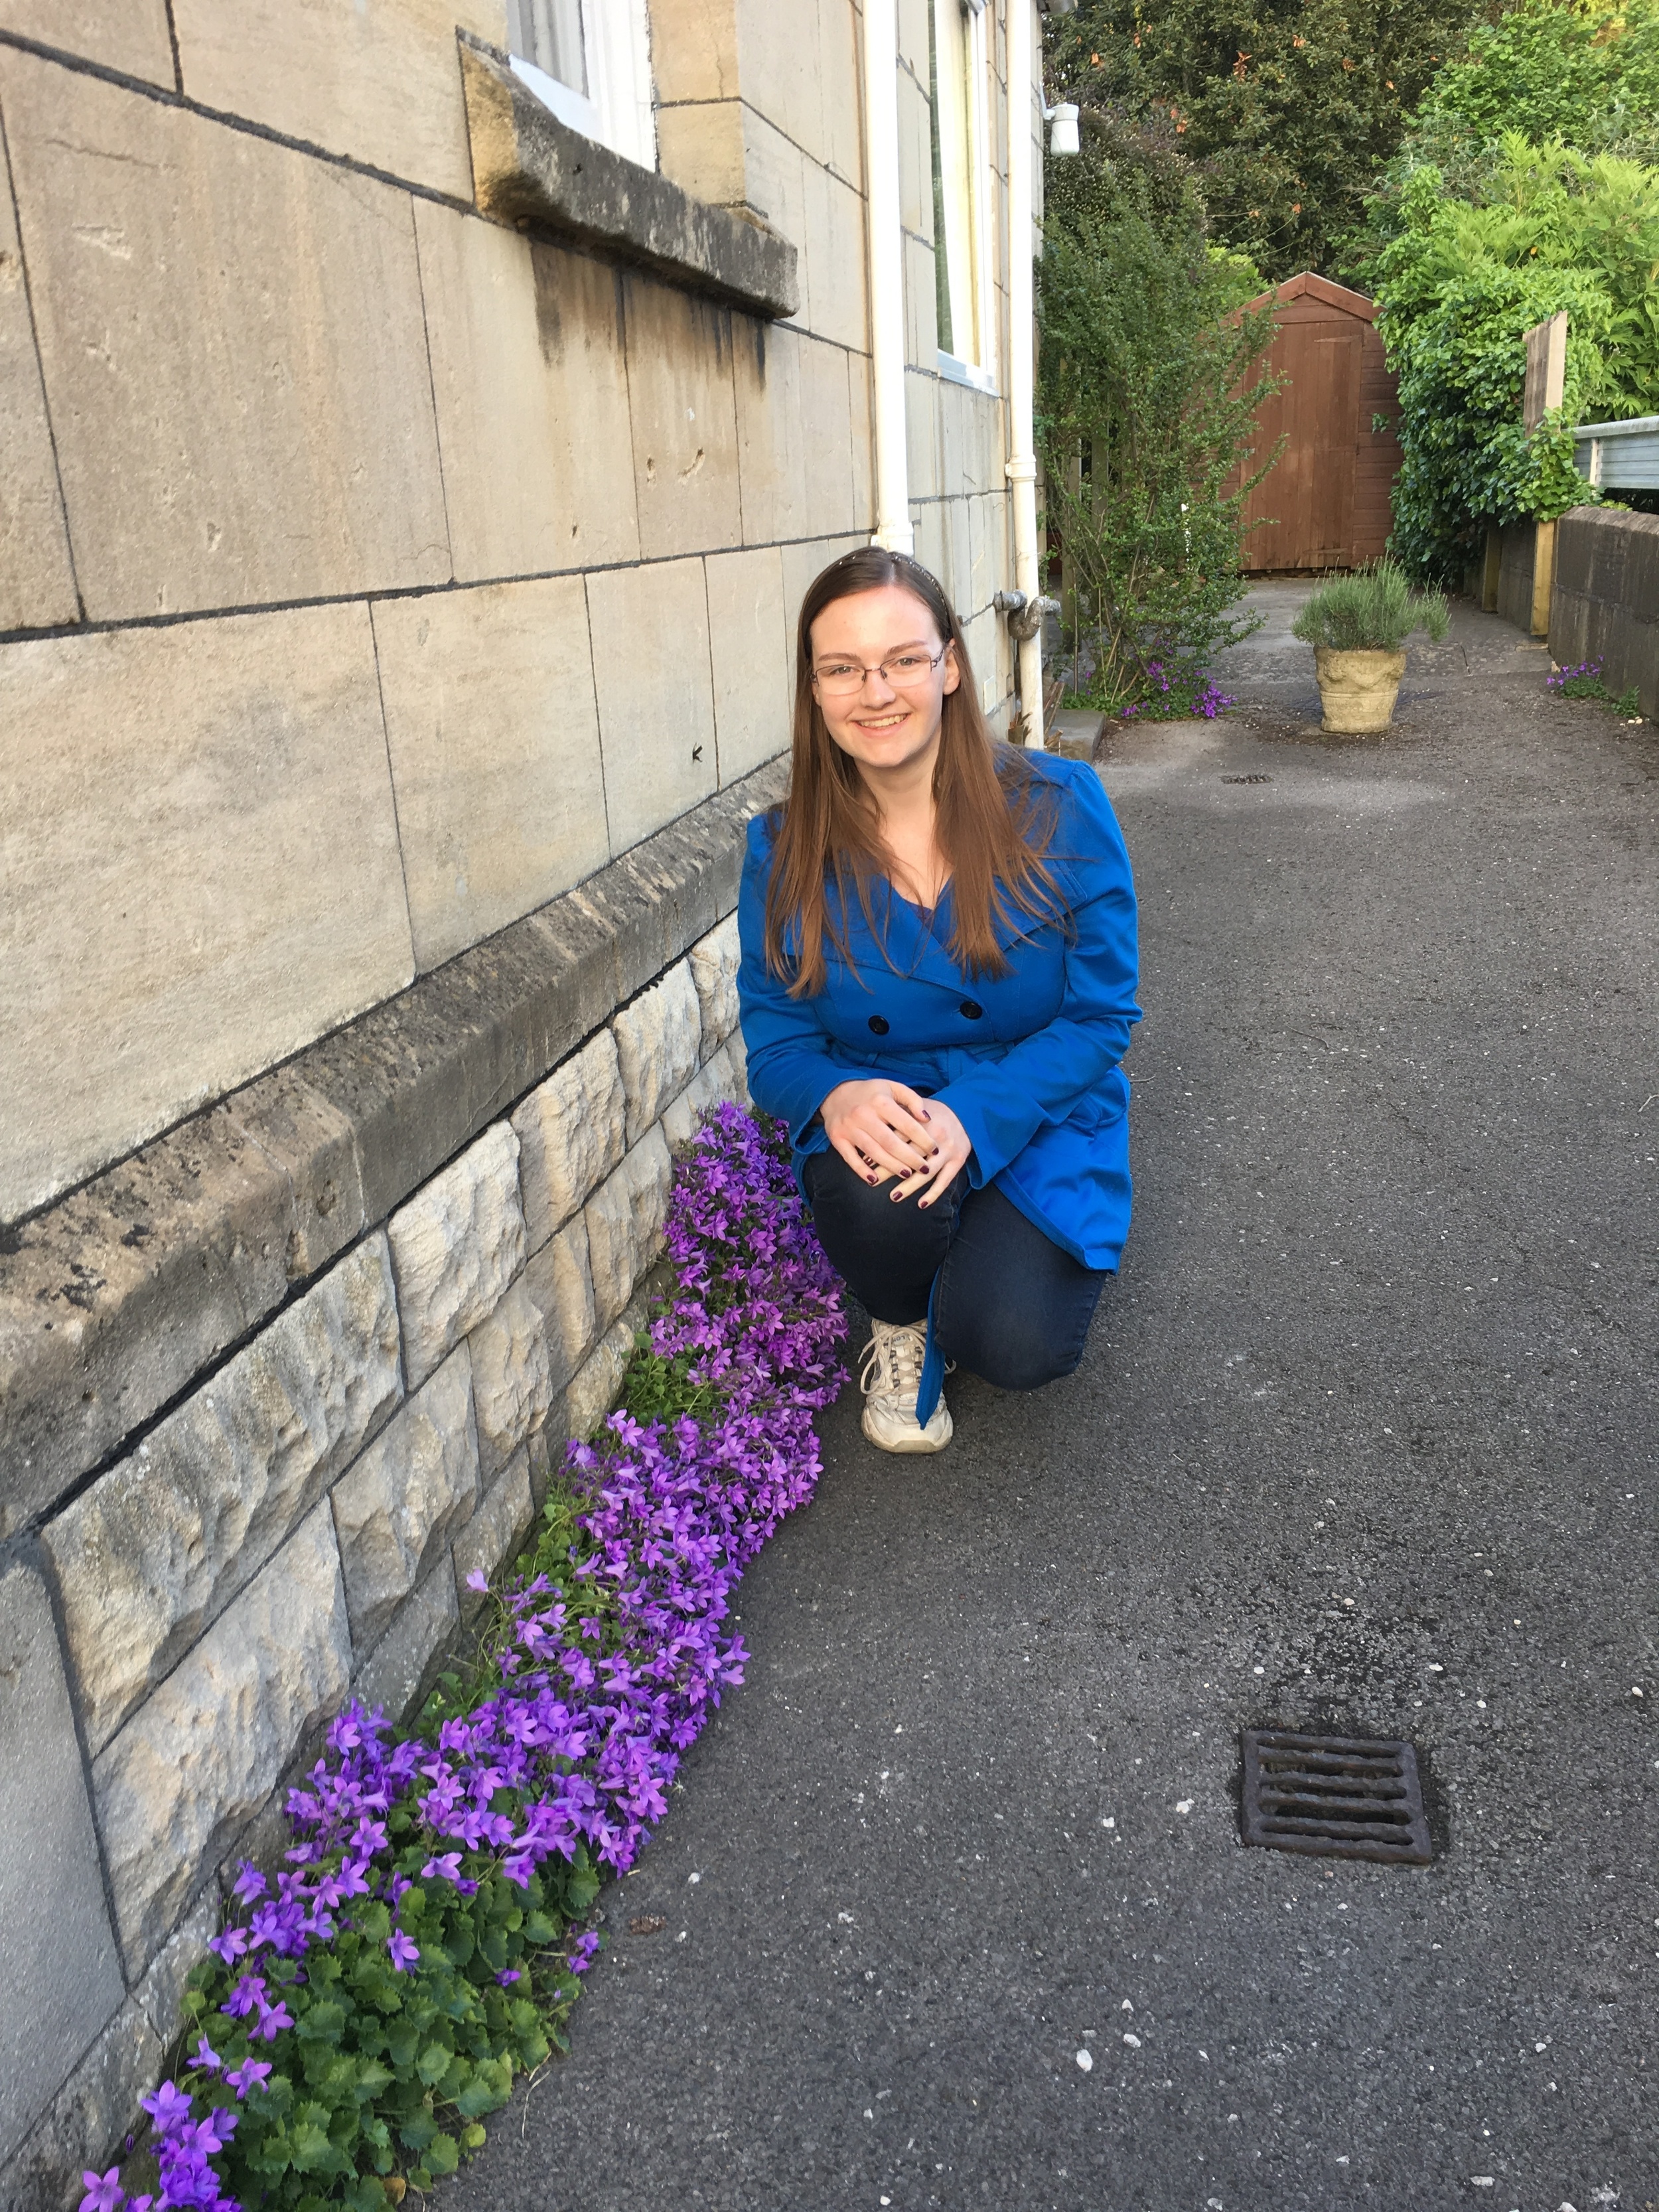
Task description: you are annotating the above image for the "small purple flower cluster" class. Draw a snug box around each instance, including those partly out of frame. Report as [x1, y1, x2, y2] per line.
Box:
[1546, 658, 1603, 690]
[86, 1106, 842, 2212]
[1119, 660, 1234, 721]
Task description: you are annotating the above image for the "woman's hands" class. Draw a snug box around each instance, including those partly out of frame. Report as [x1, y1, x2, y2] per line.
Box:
[819, 1080, 972, 1207]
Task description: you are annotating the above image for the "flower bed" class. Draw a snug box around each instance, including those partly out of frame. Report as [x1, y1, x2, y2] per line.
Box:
[86, 1106, 843, 2212]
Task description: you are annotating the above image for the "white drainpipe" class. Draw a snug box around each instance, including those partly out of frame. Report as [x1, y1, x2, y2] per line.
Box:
[862, 0, 912, 554]
[1004, 0, 1043, 741]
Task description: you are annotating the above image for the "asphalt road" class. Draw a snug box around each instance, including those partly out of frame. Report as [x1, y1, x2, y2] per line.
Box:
[447, 602, 1658, 2212]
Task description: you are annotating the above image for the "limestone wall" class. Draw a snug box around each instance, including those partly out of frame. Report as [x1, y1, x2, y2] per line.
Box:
[0, 0, 1022, 1226]
[0, 768, 767, 2206]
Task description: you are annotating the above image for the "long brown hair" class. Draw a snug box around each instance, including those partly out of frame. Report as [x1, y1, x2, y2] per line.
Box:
[762, 548, 1060, 997]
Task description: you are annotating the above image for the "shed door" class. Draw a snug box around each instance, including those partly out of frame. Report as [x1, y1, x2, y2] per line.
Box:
[1241, 318, 1362, 571]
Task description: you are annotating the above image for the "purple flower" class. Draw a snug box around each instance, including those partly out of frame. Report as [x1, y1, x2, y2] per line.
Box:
[226, 2055, 273, 2098]
[252, 1997, 293, 2041]
[466, 1568, 490, 1593]
[496, 1968, 522, 1986]
[230, 1862, 267, 1906]
[190, 2036, 222, 2075]
[140, 2080, 192, 2133]
[567, 1931, 601, 1974]
[421, 1850, 463, 1883]
[387, 1930, 420, 1971]
[220, 1972, 265, 2020]
[78, 2170, 124, 2212]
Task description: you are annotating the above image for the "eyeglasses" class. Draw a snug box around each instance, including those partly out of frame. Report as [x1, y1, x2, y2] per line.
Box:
[812, 645, 948, 698]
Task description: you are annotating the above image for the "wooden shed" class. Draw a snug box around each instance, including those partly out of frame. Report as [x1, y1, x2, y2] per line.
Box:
[1234, 273, 1404, 572]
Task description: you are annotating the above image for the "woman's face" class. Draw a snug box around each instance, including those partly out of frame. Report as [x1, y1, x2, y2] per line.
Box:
[809, 583, 961, 781]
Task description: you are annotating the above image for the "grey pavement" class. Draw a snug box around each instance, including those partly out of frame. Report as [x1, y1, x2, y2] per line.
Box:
[448, 600, 1658, 2212]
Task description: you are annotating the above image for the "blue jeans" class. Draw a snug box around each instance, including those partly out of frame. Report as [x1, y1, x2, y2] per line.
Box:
[803, 1147, 1108, 1393]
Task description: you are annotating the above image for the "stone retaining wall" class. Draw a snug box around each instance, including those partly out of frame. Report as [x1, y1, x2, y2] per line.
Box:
[0, 765, 778, 2209]
[1548, 504, 1659, 717]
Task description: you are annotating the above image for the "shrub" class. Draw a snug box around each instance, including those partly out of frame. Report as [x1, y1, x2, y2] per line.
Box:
[1291, 559, 1449, 651]
[1038, 110, 1280, 715]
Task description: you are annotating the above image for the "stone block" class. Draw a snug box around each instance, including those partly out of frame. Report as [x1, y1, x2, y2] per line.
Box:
[467, 1274, 553, 1478]
[726, 1022, 751, 1096]
[614, 964, 703, 1142]
[623, 277, 743, 562]
[816, 0, 864, 183]
[905, 367, 944, 504]
[453, 1449, 536, 1617]
[0, 1554, 125, 2172]
[0, 52, 449, 619]
[459, 34, 796, 320]
[227, 1064, 368, 1285]
[848, 353, 874, 535]
[0, 0, 173, 84]
[523, 1215, 598, 1392]
[0, 120, 75, 632]
[903, 228, 937, 366]
[798, 332, 857, 533]
[662, 1041, 746, 1150]
[562, 1274, 652, 1440]
[584, 1128, 674, 1329]
[705, 545, 791, 786]
[94, 1504, 354, 1976]
[413, 205, 640, 580]
[373, 578, 610, 971]
[330, 1347, 480, 1649]
[173, 0, 506, 202]
[735, 0, 825, 165]
[801, 161, 867, 353]
[135, 1887, 220, 2054]
[0, 1994, 161, 2212]
[352, 1562, 459, 1728]
[656, 100, 748, 206]
[388, 1123, 528, 1389]
[897, 66, 933, 239]
[512, 1029, 627, 1246]
[650, 0, 739, 103]
[0, 600, 413, 1225]
[44, 1236, 401, 1757]
[734, 321, 812, 546]
[587, 559, 719, 853]
[688, 913, 742, 1058]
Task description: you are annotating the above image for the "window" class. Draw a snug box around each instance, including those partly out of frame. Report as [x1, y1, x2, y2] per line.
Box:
[506, 0, 658, 171]
[928, 0, 996, 389]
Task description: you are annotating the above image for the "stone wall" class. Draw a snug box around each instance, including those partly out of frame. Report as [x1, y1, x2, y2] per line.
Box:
[0, 769, 770, 2209]
[0, 0, 1023, 1226]
[1548, 504, 1659, 717]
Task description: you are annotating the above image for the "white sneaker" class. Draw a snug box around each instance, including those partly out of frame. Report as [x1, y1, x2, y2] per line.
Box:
[858, 1318, 953, 1453]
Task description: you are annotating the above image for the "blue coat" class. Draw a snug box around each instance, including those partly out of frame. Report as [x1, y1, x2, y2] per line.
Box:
[736, 753, 1141, 1280]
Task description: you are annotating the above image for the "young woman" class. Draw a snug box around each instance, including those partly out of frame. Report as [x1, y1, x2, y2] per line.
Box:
[736, 548, 1141, 1453]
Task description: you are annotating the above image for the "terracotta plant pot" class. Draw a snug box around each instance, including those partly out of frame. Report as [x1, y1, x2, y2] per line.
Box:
[1314, 646, 1407, 734]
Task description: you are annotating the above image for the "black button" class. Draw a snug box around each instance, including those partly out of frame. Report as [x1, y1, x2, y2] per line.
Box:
[959, 999, 984, 1020]
[868, 1015, 890, 1035]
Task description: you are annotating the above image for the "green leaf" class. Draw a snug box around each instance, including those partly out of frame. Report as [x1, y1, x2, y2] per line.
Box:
[415, 2039, 453, 2086]
[425, 2130, 461, 2177]
[397, 2110, 438, 2154]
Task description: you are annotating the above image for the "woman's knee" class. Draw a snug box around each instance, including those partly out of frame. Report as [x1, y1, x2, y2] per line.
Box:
[950, 1317, 1087, 1393]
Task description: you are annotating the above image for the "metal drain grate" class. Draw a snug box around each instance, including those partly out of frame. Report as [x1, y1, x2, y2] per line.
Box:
[1241, 1730, 1432, 1865]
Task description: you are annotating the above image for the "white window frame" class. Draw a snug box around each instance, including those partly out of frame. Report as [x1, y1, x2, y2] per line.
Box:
[508, 0, 658, 173]
[932, 0, 998, 394]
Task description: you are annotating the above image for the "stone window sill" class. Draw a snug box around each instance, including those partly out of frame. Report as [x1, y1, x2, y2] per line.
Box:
[458, 33, 798, 321]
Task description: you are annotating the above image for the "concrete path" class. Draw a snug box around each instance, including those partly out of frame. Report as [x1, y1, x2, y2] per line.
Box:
[449, 601, 1658, 2212]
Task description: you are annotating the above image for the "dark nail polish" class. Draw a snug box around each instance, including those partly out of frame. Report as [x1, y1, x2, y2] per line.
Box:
[920, 1109, 932, 1121]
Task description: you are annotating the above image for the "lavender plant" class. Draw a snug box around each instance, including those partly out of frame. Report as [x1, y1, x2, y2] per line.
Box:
[86, 1106, 843, 2212]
